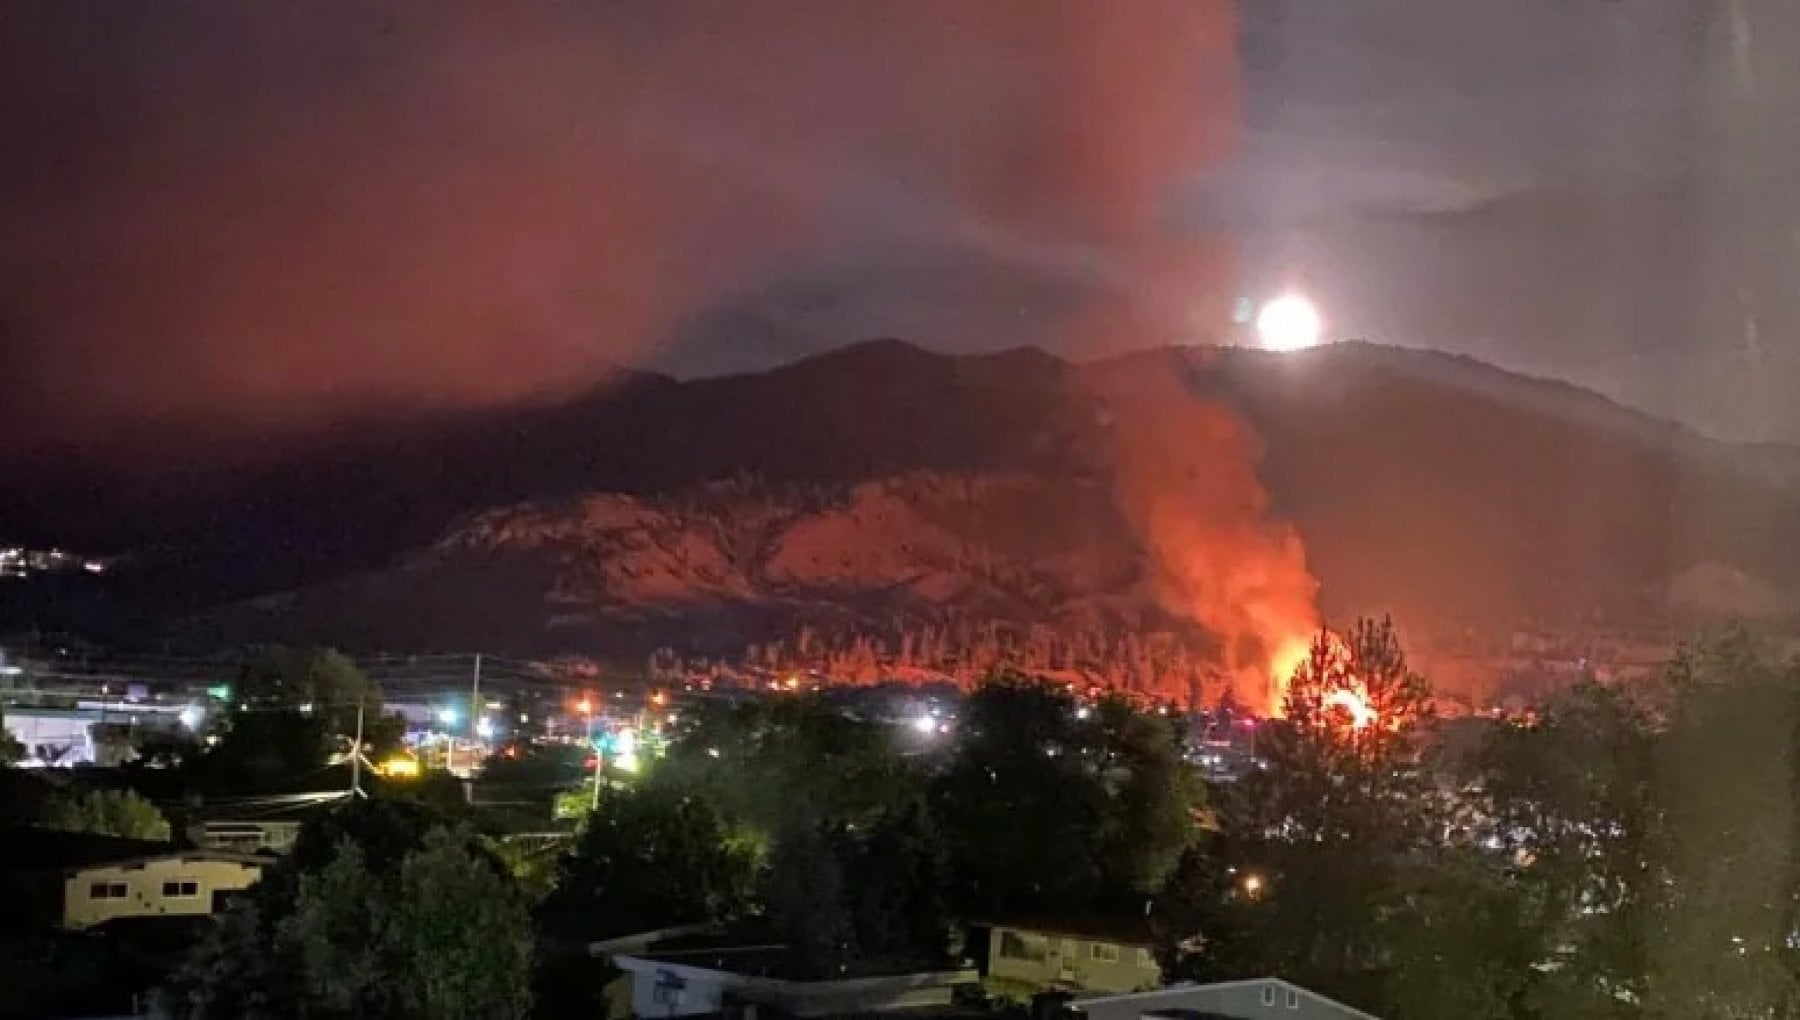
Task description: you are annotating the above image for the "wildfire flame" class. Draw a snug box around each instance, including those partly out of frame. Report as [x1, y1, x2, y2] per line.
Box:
[1266, 635, 1313, 715]
[1323, 688, 1377, 730]
[1268, 629, 1379, 731]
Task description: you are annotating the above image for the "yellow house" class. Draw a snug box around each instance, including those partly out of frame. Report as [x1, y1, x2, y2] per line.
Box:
[983, 921, 1163, 998]
[63, 851, 265, 929]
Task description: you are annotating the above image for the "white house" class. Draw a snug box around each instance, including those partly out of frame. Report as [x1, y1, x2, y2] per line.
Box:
[63, 850, 265, 928]
[609, 950, 975, 1019]
[1074, 978, 1381, 1020]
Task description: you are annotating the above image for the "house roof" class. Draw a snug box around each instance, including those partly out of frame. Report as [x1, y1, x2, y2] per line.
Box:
[613, 949, 976, 985]
[975, 916, 1157, 948]
[65, 850, 269, 877]
[1073, 977, 1381, 1020]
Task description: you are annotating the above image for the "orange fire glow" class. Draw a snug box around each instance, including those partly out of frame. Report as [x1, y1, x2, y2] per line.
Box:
[1266, 634, 1314, 716]
[1324, 687, 1377, 730]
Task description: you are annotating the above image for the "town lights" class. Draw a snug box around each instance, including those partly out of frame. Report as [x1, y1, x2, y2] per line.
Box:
[911, 714, 938, 736]
[436, 706, 459, 727]
[612, 726, 641, 773]
[475, 717, 495, 740]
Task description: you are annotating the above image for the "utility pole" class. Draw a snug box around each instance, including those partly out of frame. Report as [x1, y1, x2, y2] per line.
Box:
[350, 699, 366, 798]
[471, 652, 483, 735]
[590, 745, 605, 811]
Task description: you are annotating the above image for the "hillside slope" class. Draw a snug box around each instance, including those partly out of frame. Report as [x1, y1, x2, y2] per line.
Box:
[166, 341, 1800, 678]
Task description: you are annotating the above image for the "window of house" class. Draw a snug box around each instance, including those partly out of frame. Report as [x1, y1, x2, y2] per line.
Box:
[1261, 985, 1277, 1007]
[1137, 948, 1156, 969]
[1089, 942, 1120, 963]
[1286, 989, 1301, 1009]
[162, 880, 200, 898]
[89, 881, 127, 899]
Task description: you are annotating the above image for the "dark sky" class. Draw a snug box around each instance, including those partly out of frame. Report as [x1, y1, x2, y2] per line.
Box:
[3, 0, 1798, 450]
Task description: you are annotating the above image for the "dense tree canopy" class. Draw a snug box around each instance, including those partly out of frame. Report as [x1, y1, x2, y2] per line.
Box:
[935, 676, 1201, 918]
[538, 785, 758, 942]
[163, 799, 531, 1019]
[38, 788, 171, 841]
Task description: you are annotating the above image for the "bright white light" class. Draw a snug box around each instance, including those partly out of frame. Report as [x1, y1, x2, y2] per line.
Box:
[911, 714, 938, 735]
[436, 707, 459, 727]
[475, 717, 495, 740]
[179, 705, 205, 731]
[1255, 293, 1323, 352]
[614, 726, 638, 757]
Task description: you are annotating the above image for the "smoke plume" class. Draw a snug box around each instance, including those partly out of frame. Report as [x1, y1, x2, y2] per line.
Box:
[2, 0, 1239, 454]
[1099, 362, 1321, 711]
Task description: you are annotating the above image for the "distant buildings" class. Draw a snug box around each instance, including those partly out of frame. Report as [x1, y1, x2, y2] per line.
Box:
[0, 545, 110, 579]
[188, 819, 304, 856]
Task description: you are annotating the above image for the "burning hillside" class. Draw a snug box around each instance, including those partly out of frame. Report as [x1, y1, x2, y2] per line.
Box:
[1096, 353, 1322, 713]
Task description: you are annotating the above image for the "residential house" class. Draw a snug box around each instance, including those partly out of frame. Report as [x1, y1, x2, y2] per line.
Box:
[1073, 978, 1381, 1020]
[598, 931, 975, 1020]
[978, 920, 1162, 998]
[188, 818, 303, 855]
[63, 850, 264, 928]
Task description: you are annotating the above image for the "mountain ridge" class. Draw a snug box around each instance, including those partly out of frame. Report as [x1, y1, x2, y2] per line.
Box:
[10, 339, 1800, 689]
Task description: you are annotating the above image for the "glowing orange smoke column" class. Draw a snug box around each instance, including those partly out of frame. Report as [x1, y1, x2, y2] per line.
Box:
[1070, 1, 1324, 715]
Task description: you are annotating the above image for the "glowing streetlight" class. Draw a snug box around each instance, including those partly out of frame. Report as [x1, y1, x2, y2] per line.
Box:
[1255, 293, 1323, 352]
[475, 717, 495, 740]
[911, 714, 938, 736]
[436, 706, 459, 728]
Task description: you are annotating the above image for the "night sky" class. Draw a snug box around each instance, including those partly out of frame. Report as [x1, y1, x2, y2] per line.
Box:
[3, 0, 1797, 450]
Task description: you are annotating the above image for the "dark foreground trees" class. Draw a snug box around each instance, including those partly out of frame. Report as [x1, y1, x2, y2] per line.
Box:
[163, 800, 533, 1019]
[934, 676, 1202, 917]
[1156, 620, 1800, 1020]
[37, 788, 172, 841]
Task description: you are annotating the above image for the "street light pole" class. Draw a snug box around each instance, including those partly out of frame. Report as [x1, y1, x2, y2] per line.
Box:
[587, 709, 604, 811]
[470, 653, 483, 737]
[350, 699, 366, 799]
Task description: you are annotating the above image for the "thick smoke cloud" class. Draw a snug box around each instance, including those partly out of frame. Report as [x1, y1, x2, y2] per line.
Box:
[1, 0, 1237, 451]
[1100, 360, 1321, 711]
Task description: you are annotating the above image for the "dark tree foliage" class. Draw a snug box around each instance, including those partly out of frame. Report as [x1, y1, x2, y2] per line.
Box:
[759, 794, 955, 975]
[162, 799, 525, 1019]
[1480, 678, 1658, 1016]
[934, 675, 1200, 918]
[283, 830, 533, 1020]
[230, 645, 405, 753]
[762, 817, 859, 973]
[38, 787, 172, 841]
[538, 785, 757, 942]
[1646, 628, 1800, 1017]
[653, 695, 915, 832]
[1171, 619, 1452, 1015]
[841, 794, 953, 965]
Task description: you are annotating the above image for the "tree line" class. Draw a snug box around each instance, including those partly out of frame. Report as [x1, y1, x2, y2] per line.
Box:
[17, 624, 1800, 1018]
